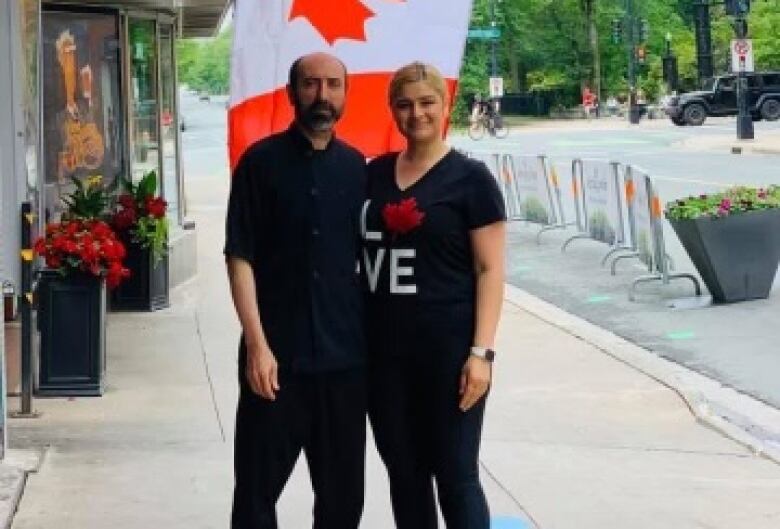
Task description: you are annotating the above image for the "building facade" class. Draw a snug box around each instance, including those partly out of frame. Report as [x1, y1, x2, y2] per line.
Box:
[1, 0, 230, 456]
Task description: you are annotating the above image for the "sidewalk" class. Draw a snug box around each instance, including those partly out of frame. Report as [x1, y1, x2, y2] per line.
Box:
[2, 175, 780, 528]
[676, 129, 780, 155]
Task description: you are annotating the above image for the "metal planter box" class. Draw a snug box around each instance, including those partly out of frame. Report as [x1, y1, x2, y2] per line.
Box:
[670, 209, 780, 303]
[109, 238, 169, 312]
[37, 271, 106, 396]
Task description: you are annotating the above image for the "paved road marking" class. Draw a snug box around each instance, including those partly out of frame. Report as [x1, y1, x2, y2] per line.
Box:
[586, 295, 612, 304]
[667, 330, 696, 340]
[492, 516, 531, 529]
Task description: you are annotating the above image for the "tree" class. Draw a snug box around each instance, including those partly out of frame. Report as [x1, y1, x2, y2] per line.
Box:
[176, 29, 233, 94]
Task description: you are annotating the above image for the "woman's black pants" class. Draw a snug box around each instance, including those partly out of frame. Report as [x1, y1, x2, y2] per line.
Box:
[368, 346, 490, 529]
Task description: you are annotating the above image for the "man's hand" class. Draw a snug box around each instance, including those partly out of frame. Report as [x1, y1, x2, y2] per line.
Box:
[246, 344, 280, 400]
[459, 355, 492, 412]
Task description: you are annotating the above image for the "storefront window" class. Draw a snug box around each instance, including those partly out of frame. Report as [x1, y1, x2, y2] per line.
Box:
[159, 24, 180, 223]
[41, 9, 123, 220]
[128, 19, 160, 184]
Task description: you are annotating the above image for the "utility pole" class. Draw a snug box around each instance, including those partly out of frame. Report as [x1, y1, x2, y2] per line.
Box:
[693, 0, 714, 87]
[489, 0, 498, 77]
[626, 0, 640, 124]
[663, 33, 679, 93]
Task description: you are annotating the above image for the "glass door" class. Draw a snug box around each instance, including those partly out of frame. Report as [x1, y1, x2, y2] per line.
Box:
[159, 23, 181, 224]
[127, 18, 160, 184]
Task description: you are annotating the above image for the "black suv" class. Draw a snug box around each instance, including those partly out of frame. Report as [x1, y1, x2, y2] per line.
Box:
[665, 72, 780, 126]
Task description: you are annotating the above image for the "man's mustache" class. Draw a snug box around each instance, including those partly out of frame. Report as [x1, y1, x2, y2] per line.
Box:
[308, 101, 336, 115]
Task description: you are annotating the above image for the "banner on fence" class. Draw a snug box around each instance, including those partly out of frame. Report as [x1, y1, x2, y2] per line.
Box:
[581, 160, 622, 245]
[627, 167, 654, 268]
[508, 155, 555, 225]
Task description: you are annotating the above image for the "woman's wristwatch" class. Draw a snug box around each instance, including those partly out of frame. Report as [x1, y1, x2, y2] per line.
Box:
[470, 346, 496, 362]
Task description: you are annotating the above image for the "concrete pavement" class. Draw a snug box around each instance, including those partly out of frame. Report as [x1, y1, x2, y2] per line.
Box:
[2, 160, 780, 528]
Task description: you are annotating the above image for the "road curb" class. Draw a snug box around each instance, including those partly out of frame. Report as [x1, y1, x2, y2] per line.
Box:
[504, 284, 780, 464]
[0, 449, 45, 529]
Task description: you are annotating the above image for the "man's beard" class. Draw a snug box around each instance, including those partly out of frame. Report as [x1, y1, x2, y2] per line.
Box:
[297, 100, 342, 132]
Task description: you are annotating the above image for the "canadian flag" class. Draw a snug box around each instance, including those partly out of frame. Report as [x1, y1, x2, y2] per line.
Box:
[228, 0, 474, 168]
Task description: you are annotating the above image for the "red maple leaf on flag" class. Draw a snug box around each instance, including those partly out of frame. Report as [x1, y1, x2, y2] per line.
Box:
[289, 0, 404, 45]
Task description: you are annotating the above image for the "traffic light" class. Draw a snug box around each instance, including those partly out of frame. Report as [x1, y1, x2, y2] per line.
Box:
[611, 18, 623, 44]
[636, 45, 647, 65]
[639, 19, 650, 43]
[725, 0, 751, 16]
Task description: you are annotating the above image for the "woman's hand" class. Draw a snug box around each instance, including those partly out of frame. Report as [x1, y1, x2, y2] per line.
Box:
[459, 355, 492, 412]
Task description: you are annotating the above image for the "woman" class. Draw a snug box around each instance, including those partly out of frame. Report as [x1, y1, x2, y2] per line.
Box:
[362, 62, 506, 529]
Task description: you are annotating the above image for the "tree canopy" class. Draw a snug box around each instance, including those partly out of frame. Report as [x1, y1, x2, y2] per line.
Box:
[175, 2, 780, 120]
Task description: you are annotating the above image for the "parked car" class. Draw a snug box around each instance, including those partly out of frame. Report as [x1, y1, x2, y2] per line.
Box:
[665, 72, 780, 126]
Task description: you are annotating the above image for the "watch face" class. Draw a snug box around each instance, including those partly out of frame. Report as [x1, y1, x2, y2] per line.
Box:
[485, 349, 496, 362]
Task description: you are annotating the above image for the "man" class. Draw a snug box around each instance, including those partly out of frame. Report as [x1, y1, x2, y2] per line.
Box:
[224, 52, 367, 529]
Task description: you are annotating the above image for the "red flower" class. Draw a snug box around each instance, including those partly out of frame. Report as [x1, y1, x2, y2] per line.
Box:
[145, 196, 167, 219]
[113, 208, 137, 230]
[91, 220, 113, 239]
[382, 198, 425, 237]
[118, 194, 136, 210]
[102, 239, 126, 261]
[106, 261, 131, 289]
[65, 220, 81, 236]
[33, 237, 47, 255]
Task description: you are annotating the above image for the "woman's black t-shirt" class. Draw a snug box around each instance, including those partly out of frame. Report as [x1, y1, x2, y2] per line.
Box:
[362, 149, 505, 358]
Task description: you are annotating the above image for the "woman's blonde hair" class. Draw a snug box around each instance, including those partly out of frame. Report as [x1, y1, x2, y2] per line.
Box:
[388, 62, 448, 104]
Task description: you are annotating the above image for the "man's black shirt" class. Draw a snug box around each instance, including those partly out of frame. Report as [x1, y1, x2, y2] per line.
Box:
[224, 124, 366, 373]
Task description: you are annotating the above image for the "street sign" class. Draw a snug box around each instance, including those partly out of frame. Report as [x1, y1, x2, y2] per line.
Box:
[731, 39, 754, 72]
[489, 76, 504, 98]
[468, 28, 500, 40]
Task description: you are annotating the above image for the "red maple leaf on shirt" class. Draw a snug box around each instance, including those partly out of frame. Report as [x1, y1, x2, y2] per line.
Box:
[289, 0, 375, 45]
[382, 198, 425, 237]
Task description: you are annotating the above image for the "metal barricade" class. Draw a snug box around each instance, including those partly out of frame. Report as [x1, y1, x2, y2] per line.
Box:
[562, 159, 628, 263]
[627, 168, 701, 301]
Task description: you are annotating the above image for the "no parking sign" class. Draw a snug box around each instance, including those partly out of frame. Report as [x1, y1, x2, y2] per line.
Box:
[731, 39, 754, 72]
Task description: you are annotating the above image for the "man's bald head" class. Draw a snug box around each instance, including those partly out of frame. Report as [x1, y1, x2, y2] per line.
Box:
[287, 53, 349, 133]
[288, 52, 348, 90]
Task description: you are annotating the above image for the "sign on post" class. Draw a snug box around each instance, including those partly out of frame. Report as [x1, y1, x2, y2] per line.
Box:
[468, 28, 501, 40]
[489, 77, 504, 98]
[731, 39, 754, 72]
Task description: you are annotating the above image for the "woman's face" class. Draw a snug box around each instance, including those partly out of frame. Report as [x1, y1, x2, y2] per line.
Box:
[391, 80, 448, 144]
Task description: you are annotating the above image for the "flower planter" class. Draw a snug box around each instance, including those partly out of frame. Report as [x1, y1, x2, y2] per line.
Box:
[669, 209, 780, 303]
[109, 237, 169, 312]
[37, 271, 106, 396]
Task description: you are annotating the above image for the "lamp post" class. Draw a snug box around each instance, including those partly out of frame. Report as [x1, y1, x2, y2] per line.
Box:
[693, 0, 714, 87]
[663, 32, 679, 94]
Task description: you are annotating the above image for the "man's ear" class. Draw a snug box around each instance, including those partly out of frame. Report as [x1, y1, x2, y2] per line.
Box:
[286, 84, 296, 107]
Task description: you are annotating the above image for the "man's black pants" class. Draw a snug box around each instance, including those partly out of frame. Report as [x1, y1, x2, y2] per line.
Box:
[231, 363, 367, 529]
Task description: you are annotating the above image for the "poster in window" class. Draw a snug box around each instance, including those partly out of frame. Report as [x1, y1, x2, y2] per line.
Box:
[42, 10, 123, 214]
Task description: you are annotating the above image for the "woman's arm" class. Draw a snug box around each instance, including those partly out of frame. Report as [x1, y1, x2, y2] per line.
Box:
[459, 221, 506, 412]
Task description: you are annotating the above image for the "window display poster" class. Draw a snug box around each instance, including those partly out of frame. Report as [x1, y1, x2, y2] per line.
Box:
[42, 10, 122, 203]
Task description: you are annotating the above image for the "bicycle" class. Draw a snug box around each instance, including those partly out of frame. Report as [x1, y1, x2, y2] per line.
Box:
[467, 112, 509, 140]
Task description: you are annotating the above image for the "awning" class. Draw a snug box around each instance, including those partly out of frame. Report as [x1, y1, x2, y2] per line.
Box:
[44, 0, 231, 38]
